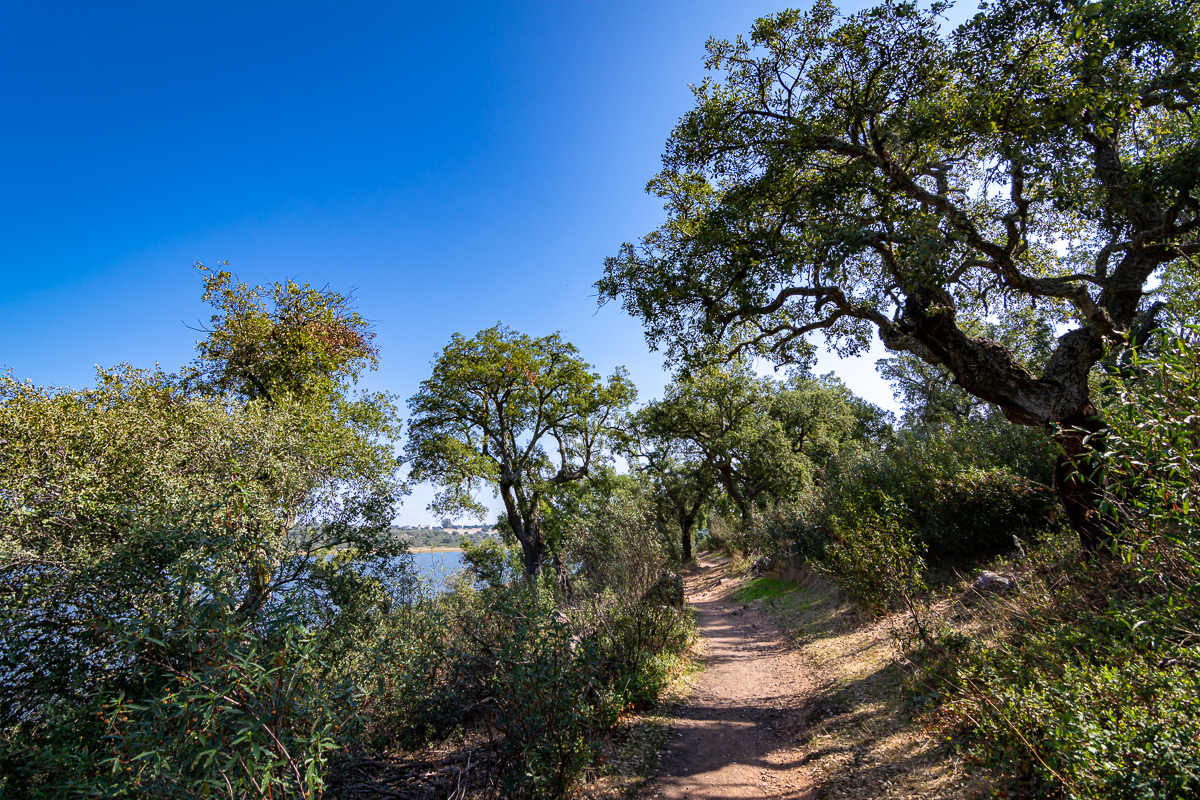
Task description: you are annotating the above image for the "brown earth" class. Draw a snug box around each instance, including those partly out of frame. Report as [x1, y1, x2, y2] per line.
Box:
[638, 556, 989, 800]
[640, 557, 823, 799]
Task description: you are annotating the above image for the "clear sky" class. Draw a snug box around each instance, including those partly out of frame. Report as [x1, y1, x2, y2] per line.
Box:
[0, 1, 973, 524]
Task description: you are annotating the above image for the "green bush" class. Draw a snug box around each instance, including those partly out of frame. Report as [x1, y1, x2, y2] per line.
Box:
[486, 597, 599, 799]
[97, 620, 345, 799]
[591, 595, 693, 711]
[382, 510, 695, 800]
[811, 421, 1056, 562]
[924, 467, 1057, 557]
[944, 324, 1200, 800]
[957, 627, 1200, 800]
[818, 500, 927, 617]
[419, 574, 692, 799]
[0, 567, 367, 799]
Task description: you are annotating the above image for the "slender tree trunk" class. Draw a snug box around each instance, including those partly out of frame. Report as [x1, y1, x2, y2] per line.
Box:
[680, 515, 694, 563]
[551, 552, 572, 601]
[501, 482, 545, 579]
[234, 520, 288, 620]
[235, 558, 271, 619]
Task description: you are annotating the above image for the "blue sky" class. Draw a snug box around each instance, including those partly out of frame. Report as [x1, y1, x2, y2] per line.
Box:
[0, 1, 973, 524]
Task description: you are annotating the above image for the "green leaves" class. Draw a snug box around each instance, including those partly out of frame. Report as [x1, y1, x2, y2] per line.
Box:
[599, 0, 1200, 448]
[634, 364, 864, 524]
[405, 324, 635, 575]
[189, 263, 379, 406]
[1099, 321, 1200, 558]
[0, 272, 409, 795]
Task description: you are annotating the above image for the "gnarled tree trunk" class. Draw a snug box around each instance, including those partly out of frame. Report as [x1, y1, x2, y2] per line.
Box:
[891, 289, 1122, 552]
[1051, 409, 1117, 553]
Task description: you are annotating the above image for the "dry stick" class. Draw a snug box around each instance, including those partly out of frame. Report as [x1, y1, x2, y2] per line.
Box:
[973, 685, 1076, 792]
[219, 767, 235, 800]
[237, 754, 265, 796]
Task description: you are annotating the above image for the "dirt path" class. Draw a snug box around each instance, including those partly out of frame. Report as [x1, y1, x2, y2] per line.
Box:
[641, 559, 822, 800]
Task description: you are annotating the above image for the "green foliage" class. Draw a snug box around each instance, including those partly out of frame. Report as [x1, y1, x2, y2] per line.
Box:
[633, 364, 869, 525]
[446, 586, 600, 799]
[822, 419, 1057, 560]
[188, 264, 378, 405]
[0, 274, 408, 797]
[957, 621, 1200, 800]
[96, 617, 345, 799]
[941, 322, 1200, 799]
[412, 534, 694, 797]
[1100, 322, 1200, 562]
[819, 500, 928, 619]
[743, 412, 1055, 569]
[624, 408, 716, 563]
[925, 467, 1056, 556]
[459, 536, 517, 585]
[324, 478, 697, 799]
[406, 324, 635, 577]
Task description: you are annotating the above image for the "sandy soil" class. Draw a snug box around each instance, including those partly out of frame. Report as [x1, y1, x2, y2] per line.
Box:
[640, 558, 823, 800]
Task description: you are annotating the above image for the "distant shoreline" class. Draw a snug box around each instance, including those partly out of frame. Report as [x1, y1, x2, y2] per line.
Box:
[414, 546, 462, 553]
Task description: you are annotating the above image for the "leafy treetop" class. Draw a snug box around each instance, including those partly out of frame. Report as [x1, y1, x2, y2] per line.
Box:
[188, 263, 378, 406]
[598, 0, 1200, 429]
[405, 324, 636, 577]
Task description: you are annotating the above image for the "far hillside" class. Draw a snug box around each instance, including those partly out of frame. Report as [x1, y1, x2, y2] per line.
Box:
[392, 525, 497, 550]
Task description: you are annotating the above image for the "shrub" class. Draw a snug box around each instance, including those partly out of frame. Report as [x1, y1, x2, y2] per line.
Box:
[957, 624, 1200, 800]
[812, 423, 1056, 563]
[96, 620, 346, 799]
[591, 593, 692, 711]
[481, 591, 600, 799]
[393, 514, 695, 800]
[925, 467, 1056, 557]
[818, 499, 927, 619]
[0, 565, 364, 799]
[943, 323, 1200, 800]
[424, 575, 693, 799]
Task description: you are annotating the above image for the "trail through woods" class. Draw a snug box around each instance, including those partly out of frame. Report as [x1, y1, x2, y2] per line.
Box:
[641, 558, 823, 800]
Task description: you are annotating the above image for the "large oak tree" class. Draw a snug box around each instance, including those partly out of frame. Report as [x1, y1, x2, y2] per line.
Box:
[405, 325, 636, 578]
[598, 0, 1200, 549]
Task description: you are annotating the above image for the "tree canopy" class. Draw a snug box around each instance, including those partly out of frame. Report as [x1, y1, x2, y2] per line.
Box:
[634, 365, 863, 525]
[187, 264, 379, 407]
[598, 0, 1200, 547]
[405, 324, 636, 578]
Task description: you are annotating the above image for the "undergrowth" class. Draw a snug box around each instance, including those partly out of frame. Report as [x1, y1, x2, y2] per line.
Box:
[922, 326, 1200, 800]
[741, 325, 1200, 800]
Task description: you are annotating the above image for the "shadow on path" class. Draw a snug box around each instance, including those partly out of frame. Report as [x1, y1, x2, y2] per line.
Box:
[641, 560, 822, 800]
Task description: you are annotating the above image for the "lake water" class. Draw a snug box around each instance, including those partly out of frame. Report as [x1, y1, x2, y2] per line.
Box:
[410, 549, 465, 588]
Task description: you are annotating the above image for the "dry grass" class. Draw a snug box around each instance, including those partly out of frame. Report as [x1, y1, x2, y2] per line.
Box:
[740, 561, 999, 800]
